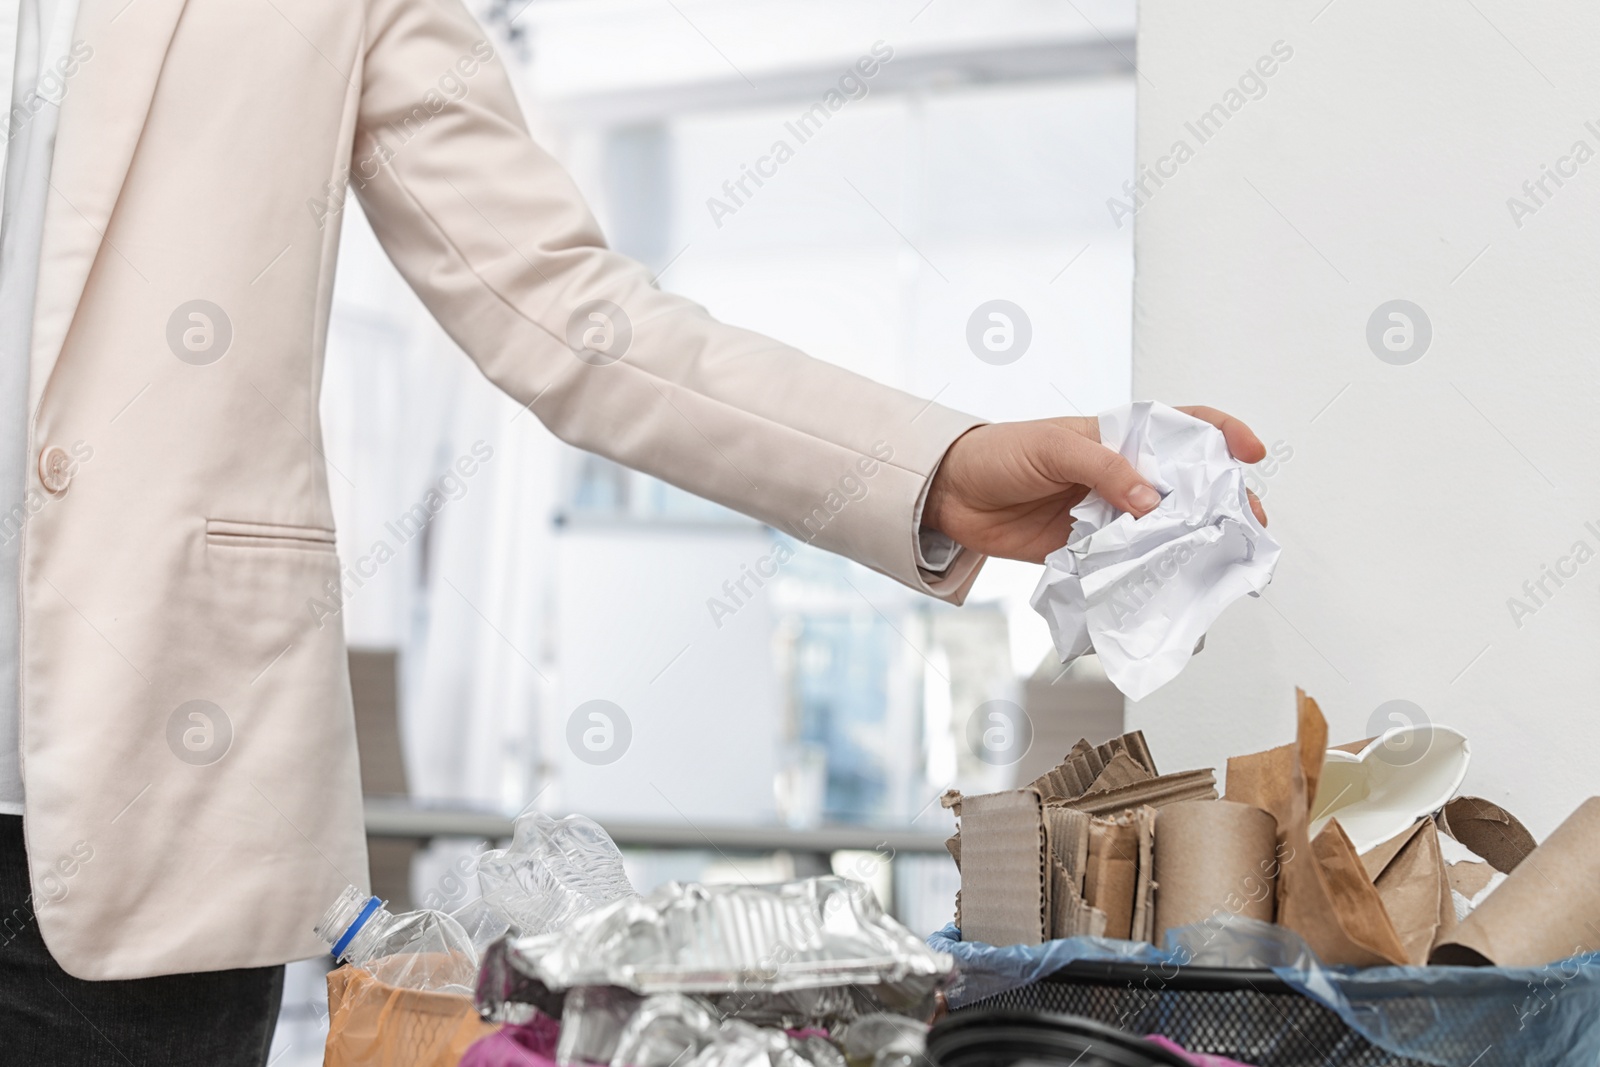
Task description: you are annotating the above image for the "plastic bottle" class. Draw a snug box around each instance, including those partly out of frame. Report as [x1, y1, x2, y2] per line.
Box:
[315, 885, 479, 993]
[474, 810, 638, 936]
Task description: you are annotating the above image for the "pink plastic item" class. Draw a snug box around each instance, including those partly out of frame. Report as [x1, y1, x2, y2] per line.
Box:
[1143, 1035, 1259, 1067]
[459, 1012, 561, 1067]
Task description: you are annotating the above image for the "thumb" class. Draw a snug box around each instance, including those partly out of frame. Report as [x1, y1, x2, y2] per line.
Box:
[1054, 430, 1161, 517]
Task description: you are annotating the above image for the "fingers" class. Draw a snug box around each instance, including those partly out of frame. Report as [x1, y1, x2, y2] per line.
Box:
[1047, 425, 1161, 517]
[1248, 490, 1267, 526]
[1178, 405, 1266, 464]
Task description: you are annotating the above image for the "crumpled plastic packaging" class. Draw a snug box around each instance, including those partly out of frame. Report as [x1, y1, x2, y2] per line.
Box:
[836, 1013, 928, 1067]
[930, 918, 1600, 1067]
[321, 804, 640, 1032]
[1031, 401, 1281, 700]
[475, 810, 639, 938]
[439, 811, 641, 997]
[556, 986, 650, 1066]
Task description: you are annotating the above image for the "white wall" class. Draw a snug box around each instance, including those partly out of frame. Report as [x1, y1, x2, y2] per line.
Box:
[550, 527, 783, 823]
[1130, 0, 1600, 836]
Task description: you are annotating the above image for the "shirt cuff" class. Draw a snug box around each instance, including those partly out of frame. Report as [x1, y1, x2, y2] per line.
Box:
[913, 460, 961, 573]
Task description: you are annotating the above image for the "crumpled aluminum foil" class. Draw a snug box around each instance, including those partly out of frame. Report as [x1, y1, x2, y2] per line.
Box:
[560, 988, 851, 1067]
[477, 877, 951, 1026]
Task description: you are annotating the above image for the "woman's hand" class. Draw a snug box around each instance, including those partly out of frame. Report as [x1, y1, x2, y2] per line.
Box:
[923, 406, 1268, 564]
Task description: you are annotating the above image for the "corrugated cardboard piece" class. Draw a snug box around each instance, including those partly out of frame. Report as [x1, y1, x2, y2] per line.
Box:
[1084, 808, 1156, 940]
[1130, 807, 1157, 943]
[1065, 769, 1218, 815]
[952, 787, 1113, 945]
[1046, 807, 1091, 877]
[1225, 689, 1408, 966]
[1029, 732, 1158, 800]
[956, 790, 1050, 946]
[1024, 730, 1217, 813]
[953, 732, 1177, 945]
[1084, 751, 1153, 793]
[1047, 805, 1105, 938]
[1049, 855, 1106, 939]
[1433, 796, 1600, 966]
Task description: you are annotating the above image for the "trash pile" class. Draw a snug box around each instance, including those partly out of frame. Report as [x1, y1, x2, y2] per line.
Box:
[943, 688, 1600, 969]
[477, 877, 948, 1067]
[314, 809, 951, 1067]
[311, 688, 1600, 1067]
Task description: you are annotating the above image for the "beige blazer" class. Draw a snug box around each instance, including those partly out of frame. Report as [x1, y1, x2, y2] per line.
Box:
[24, 0, 984, 979]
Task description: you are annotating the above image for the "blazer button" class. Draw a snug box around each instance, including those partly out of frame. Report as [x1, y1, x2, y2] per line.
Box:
[39, 446, 73, 494]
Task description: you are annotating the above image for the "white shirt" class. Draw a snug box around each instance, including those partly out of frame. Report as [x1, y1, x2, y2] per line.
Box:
[0, 0, 82, 815]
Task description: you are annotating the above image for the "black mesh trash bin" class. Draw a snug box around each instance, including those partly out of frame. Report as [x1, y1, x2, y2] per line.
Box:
[928, 1008, 1193, 1067]
[931, 921, 1600, 1066]
[954, 960, 1477, 1067]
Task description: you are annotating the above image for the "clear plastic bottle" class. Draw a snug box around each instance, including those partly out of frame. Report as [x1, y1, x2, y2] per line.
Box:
[315, 886, 479, 993]
[475, 810, 638, 936]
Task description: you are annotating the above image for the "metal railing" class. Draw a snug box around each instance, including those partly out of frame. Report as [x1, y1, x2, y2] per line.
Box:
[364, 797, 952, 854]
[363, 797, 953, 917]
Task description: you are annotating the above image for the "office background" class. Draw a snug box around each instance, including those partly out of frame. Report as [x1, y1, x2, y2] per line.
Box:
[273, 1, 1137, 1059]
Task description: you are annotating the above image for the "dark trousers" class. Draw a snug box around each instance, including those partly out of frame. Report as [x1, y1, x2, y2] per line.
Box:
[0, 815, 284, 1064]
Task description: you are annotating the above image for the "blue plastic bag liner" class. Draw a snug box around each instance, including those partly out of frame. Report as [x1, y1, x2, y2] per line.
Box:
[931, 916, 1600, 1067]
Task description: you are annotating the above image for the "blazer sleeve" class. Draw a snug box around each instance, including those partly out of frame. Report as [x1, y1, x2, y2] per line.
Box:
[351, 0, 987, 601]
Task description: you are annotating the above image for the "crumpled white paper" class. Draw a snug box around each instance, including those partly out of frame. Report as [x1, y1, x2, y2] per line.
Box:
[1029, 401, 1281, 700]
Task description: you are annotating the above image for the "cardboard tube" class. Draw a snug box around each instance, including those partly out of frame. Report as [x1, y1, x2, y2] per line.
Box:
[1432, 796, 1600, 967]
[1438, 796, 1536, 874]
[1153, 799, 1278, 942]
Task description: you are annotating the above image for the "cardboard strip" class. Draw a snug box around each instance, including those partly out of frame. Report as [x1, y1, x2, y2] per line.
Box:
[1063, 768, 1218, 815]
[1152, 799, 1277, 943]
[1049, 855, 1107, 938]
[957, 790, 1048, 946]
[1086, 751, 1155, 794]
[1130, 806, 1158, 943]
[1045, 807, 1091, 888]
[1084, 813, 1141, 939]
[1433, 796, 1600, 966]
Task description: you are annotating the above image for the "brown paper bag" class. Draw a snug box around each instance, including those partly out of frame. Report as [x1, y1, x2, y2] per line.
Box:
[1226, 689, 1408, 966]
[1360, 818, 1426, 881]
[1367, 819, 1455, 964]
[325, 963, 499, 1067]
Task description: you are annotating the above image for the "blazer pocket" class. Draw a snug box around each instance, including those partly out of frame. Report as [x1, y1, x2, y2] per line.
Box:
[205, 519, 338, 554]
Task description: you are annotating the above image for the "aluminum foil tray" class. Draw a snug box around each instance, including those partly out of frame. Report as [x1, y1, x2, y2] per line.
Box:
[479, 877, 951, 1018]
